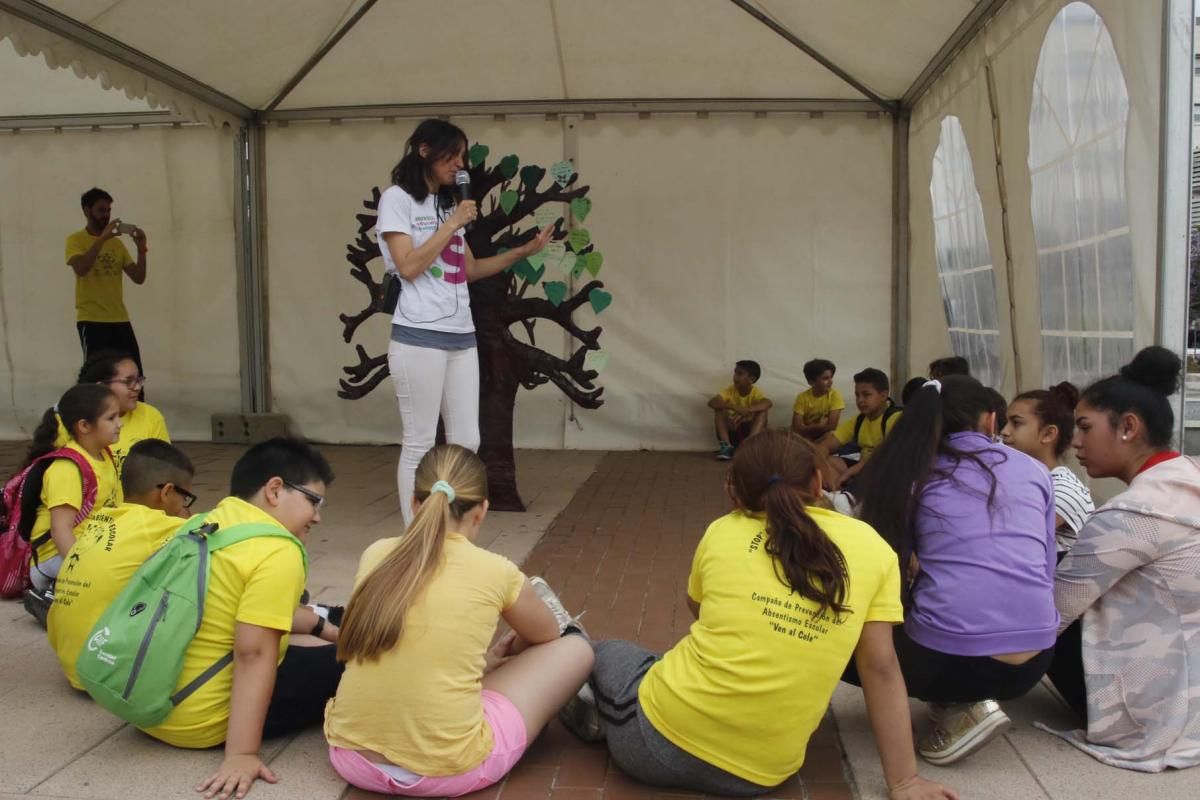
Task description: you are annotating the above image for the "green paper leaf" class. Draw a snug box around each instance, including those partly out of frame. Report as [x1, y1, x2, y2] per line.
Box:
[550, 159, 575, 187]
[571, 253, 587, 280]
[499, 154, 520, 180]
[511, 258, 532, 281]
[526, 250, 545, 269]
[499, 189, 519, 215]
[570, 197, 592, 223]
[468, 143, 489, 168]
[584, 350, 610, 374]
[567, 228, 591, 252]
[588, 288, 612, 314]
[520, 165, 545, 188]
[534, 205, 560, 229]
[542, 240, 566, 271]
[544, 281, 568, 306]
[584, 251, 604, 277]
[527, 263, 545, 285]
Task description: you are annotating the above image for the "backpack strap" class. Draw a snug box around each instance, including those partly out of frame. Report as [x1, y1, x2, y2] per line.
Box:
[880, 404, 900, 436]
[852, 413, 865, 443]
[11, 449, 101, 562]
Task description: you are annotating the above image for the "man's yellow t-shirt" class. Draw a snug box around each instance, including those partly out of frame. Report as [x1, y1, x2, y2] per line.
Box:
[56, 401, 170, 475]
[325, 534, 525, 775]
[48, 504, 183, 689]
[65, 229, 132, 323]
[792, 388, 846, 427]
[638, 508, 903, 787]
[140, 496, 306, 749]
[832, 408, 902, 462]
[718, 384, 768, 419]
[28, 442, 122, 567]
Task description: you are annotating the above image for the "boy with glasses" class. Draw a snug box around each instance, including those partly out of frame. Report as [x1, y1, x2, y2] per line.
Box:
[47, 439, 196, 678]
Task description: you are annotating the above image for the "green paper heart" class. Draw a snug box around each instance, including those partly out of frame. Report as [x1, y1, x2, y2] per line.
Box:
[520, 165, 545, 188]
[571, 254, 587, 280]
[570, 197, 592, 223]
[544, 281, 568, 306]
[542, 240, 566, 270]
[499, 189, 519, 215]
[526, 249, 545, 269]
[550, 159, 575, 187]
[511, 258, 532, 281]
[588, 288, 612, 314]
[567, 228, 591, 252]
[534, 205, 560, 229]
[468, 144, 489, 168]
[584, 350, 610, 374]
[499, 154, 519, 180]
[584, 251, 604, 277]
[527, 264, 545, 285]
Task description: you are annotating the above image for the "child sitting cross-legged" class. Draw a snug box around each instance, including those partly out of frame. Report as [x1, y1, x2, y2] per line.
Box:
[791, 358, 845, 442]
[819, 368, 900, 490]
[708, 360, 772, 460]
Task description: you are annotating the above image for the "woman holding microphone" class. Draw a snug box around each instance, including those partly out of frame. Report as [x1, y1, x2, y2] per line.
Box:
[379, 119, 553, 522]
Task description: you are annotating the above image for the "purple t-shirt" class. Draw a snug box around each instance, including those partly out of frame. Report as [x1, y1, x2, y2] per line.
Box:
[906, 431, 1059, 657]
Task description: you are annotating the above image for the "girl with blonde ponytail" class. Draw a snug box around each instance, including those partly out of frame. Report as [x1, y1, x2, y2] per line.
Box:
[325, 445, 593, 797]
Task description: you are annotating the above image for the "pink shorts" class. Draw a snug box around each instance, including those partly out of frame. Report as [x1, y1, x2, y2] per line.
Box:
[328, 690, 529, 797]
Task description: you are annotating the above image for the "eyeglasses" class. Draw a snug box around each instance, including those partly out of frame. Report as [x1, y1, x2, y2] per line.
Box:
[158, 483, 198, 509]
[284, 481, 325, 511]
[105, 374, 146, 389]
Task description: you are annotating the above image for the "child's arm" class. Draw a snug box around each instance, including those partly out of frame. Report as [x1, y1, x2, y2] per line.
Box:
[48, 505, 79, 556]
[836, 460, 866, 488]
[291, 605, 338, 643]
[707, 394, 731, 412]
[743, 398, 773, 413]
[501, 580, 563, 646]
[854, 622, 959, 800]
[196, 623, 283, 800]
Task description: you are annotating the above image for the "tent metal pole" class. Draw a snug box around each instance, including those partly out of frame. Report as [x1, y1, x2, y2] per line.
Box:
[233, 124, 271, 414]
[901, 0, 1010, 110]
[0, 0, 252, 119]
[264, 0, 378, 113]
[725, 0, 895, 113]
[0, 111, 189, 129]
[1155, 0, 1194, 450]
[264, 98, 881, 122]
[891, 113, 911, 387]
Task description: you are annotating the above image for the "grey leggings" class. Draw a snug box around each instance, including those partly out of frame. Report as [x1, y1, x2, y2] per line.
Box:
[591, 640, 771, 797]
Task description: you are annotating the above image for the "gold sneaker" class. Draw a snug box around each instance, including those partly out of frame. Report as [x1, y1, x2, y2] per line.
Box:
[918, 700, 1010, 765]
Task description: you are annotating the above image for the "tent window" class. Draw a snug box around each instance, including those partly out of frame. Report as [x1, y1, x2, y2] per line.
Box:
[1029, 1, 1132, 387]
[930, 115, 1003, 387]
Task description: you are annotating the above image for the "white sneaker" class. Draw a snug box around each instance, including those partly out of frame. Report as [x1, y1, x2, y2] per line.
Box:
[529, 576, 586, 636]
[559, 683, 604, 742]
[918, 700, 1010, 765]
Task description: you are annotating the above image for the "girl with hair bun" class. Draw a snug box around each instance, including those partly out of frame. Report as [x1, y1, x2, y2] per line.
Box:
[1044, 346, 1200, 772]
[1001, 381, 1094, 556]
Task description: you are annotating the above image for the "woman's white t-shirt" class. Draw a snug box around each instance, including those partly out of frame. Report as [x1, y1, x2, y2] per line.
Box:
[1050, 465, 1094, 553]
[377, 185, 474, 334]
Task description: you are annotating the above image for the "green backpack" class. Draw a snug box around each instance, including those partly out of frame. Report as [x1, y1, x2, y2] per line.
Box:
[76, 514, 307, 728]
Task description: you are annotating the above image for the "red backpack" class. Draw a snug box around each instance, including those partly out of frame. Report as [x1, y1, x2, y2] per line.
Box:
[0, 448, 100, 599]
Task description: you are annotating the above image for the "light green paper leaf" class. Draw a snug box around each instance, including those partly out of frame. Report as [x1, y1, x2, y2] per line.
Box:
[534, 205, 560, 229]
[584, 251, 604, 277]
[584, 350, 610, 374]
[526, 250, 545, 269]
[550, 159, 575, 187]
[567, 228, 591, 252]
[570, 197, 592, 223]
[542, 240, 566, 271]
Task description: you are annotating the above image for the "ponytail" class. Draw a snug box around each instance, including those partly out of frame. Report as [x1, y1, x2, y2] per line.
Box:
[337, 444, 488, 663]
[23, 383, 116, 468]
[730, 430, 848, 618]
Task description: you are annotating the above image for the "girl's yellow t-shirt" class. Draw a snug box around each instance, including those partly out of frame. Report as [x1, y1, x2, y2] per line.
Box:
[55, 401, 170, 474]
[27, 441, 123, 566]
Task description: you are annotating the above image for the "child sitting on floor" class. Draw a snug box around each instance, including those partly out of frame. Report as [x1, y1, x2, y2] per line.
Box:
[819, 368, 900, 489]
[791, 358, 845, 442]
[708, 360, 772, 460]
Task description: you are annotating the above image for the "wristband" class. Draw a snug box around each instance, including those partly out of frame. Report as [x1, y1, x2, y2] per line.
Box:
[311, 616, 326, 638]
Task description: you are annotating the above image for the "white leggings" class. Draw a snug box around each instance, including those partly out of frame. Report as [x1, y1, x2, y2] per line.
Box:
[388, 341, 481, 524]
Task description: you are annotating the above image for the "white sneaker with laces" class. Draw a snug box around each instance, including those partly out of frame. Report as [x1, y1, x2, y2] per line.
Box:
[918, 699, 1010, 765]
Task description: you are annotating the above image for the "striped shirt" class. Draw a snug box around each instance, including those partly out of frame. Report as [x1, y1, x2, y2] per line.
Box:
[1051, 466, 1094, 553]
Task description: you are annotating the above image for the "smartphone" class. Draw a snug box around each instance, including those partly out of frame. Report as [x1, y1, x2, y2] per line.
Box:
[115, 222, 137, 235]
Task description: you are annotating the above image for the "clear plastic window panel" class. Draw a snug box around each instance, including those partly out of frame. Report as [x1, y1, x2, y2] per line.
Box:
[929, 115, 1004, 388]
[1029, 2, 1133, 388]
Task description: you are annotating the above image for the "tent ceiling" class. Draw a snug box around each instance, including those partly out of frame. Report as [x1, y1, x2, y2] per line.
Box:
[3, 0, 995, 117]
[0, 36, 153, 114]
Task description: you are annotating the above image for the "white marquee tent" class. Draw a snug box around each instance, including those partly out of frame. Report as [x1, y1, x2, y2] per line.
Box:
[0, 0, 1192, 452]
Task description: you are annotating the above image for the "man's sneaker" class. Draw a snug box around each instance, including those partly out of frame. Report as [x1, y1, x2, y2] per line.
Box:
[918, 700, 1010, 765]
[23, 587, 53, 630]
[529, 577, 586, 636]
[560, 682, 604, 743]
[716, 442, 735, 461]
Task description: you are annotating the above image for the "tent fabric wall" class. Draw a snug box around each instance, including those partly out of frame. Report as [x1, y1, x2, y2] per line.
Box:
[907, 0, 1163, 396]
[0, 124, 240, 440]
[266, 115, 893, 449]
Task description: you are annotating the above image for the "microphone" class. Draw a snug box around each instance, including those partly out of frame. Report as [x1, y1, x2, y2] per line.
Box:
[455, 170, 473, 231]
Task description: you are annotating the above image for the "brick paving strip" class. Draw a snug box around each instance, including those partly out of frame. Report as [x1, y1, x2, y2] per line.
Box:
[346, 452, 856, 800]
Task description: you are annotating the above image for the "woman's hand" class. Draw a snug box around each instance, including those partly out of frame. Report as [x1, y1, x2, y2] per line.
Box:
[484, 630, 517, 674]
[521, 225, 555, 256]
[889, 775, 959, 800]
[449, 200, 478, 230]
[196, 753, 277, 799]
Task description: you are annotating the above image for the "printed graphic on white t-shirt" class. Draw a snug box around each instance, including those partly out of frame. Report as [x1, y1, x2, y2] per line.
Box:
[376, 186, 474, 334]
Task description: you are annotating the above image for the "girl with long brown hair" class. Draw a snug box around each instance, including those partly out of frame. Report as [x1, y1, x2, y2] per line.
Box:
[568, 430, 955, 800]
[324, 445, 593, 797]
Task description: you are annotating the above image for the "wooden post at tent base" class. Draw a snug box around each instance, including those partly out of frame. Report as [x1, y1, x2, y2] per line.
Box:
[337, 153, 609, 511]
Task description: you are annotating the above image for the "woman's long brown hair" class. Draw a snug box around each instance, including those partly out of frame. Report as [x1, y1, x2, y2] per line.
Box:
[730, 429, 848, 618]
[337, 444, 488, 663]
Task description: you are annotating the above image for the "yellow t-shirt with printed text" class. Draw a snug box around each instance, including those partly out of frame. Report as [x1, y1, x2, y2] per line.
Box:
[65, 229, 133, 323]
[56, 401, 170, 475]
[324, 534, 526, 776]
[140, 496, 306, 749]
[48, 503, 183, 689]
[832, 409, 902, 462]
[637, 508, 903, 787]
[718, 384, 768, 419]
[28, 441, 122, 567]
[792, 388, 846, 427]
